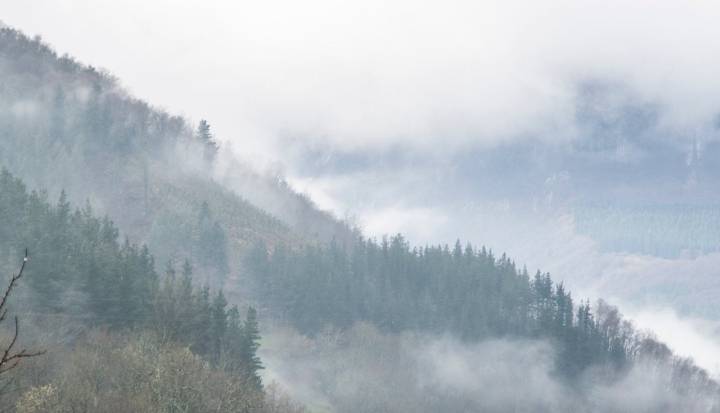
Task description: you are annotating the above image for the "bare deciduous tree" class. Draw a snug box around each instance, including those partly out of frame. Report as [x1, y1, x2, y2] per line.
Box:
[0, 249, 43, 375]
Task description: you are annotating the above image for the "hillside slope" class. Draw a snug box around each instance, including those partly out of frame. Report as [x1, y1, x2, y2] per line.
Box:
[0, 24, 353, 291]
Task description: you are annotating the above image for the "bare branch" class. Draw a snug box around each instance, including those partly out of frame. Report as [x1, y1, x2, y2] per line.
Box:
[0, 249, 43, 376]
[0, 249, 28, 322]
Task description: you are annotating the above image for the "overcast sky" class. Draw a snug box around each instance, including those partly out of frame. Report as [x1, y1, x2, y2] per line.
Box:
[6, 0, 720, 244]
[6, 1, 720, 154]
[7, 0, 720, 238]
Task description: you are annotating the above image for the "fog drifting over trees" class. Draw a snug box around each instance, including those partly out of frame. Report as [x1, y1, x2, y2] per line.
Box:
[1, 3, 720, 412]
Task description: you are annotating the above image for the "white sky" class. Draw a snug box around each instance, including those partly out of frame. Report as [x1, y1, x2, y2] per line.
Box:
[5, 1, 720, 159]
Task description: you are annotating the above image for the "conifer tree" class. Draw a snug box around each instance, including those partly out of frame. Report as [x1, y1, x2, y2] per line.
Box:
[177, 259, 195, 338]
[196, 202, 229, 281]
[191, 285, 212, 357]
[195, 119, 219, 163]
[250, 234, 642, 377]
[240, 306, 263, 390]
[210, 290, 228, 363]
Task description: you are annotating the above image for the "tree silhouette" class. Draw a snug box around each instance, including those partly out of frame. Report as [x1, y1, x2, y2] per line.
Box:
[0, 249, 43, 376]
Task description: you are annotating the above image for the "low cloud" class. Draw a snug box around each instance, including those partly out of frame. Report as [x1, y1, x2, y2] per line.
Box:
[623, 306, 720, 377]
[5, 0, 720, 165]
[261, 323, 720, 412]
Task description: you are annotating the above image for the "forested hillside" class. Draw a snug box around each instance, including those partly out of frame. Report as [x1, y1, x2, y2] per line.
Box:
[249, 236, 718, 385]
[574, 203, 720, 257]
[1, 21, 719, 413]
[0, 168, 304, 411]
[0, 25, 354, 292]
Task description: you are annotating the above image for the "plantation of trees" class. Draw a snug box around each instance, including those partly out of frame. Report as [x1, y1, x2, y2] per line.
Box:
[248, 236, 716, 382]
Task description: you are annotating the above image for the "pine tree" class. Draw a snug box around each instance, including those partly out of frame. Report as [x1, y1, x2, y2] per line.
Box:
[178, 259, 195, 335]
[191, 285, 213, 357]
[196, 202, 229, 281]
[210, 290, 228, 363]
[222, 305, 244, 373]
[250, 234, 638, 377]
[154, 261, 178, 338]
[195, 119, 219, 162]
[240, 306, 263, 390]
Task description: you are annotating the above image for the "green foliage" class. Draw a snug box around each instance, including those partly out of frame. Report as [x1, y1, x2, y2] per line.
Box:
[240, 306, 264, 390]
[196, 119, 219, 163]
[251, 235, 635, 377]
[196, 202, 230, 281]
[0, 169, 157, 324]
[0, 169, 265, 393]
[152, 264, 264, 382]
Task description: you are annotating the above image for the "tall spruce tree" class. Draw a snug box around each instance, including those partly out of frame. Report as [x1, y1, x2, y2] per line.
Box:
[210, 290, 228, 363]
[195, 119, 219, 163]
[240, 306, 263, 390]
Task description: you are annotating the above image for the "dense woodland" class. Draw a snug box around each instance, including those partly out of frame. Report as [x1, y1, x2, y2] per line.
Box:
[0, 169, 298, 412]
[248, 236, 718, 383]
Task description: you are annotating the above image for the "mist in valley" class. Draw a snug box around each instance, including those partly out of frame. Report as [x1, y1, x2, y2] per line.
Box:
[1, 1, 720, 412]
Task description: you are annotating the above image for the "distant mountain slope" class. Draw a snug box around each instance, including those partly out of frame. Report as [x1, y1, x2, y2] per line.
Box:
[0, 24, 353, 289]
[573, 203, 720, 258]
